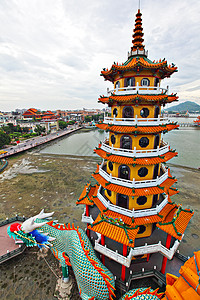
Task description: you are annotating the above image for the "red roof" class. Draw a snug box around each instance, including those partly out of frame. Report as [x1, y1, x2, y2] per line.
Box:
[98, 94, 178, 104]
[96, 123, 179, 134]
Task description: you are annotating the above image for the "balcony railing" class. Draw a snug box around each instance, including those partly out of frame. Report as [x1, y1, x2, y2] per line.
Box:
[107, 83, 169, 96]
[97, 189, 168, 218]
[94, 238, 180, 268]
[99, 163, 168, 189]
[103, 115, 169, 126]
[81, 208, 94, 224]
[101, 140, 170, 158]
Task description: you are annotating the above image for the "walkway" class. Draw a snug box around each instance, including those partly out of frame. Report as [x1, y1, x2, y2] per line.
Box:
[0, 126, 83, 159]
[0, 217, 26, 264]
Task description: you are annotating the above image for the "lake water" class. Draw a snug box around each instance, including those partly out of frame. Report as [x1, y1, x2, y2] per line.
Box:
[40, 127, 200, 168]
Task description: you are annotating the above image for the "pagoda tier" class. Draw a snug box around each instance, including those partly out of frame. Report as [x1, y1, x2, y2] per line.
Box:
[77, 8, 193, 279]
[98, 94, 178, 105]
[101, 56, 177, 82]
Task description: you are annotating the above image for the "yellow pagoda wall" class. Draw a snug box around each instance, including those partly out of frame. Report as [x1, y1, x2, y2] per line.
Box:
[106, 161, 161, 181]
[114, 70, 161, 88]
[104, 189, 154, 210]
[111, 105, 161, 119]
[108, 133, 161, 149]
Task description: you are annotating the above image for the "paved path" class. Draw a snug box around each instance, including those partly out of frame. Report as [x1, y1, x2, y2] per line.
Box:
[0, 222, 22, 256]
[0, 126, 82, 159]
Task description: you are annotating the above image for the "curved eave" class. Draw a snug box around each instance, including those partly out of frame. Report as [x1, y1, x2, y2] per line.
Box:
[94, 147, 178, 165]
[101, 57, 177, 81]
[98, 94, 179, 104]
[157, 207, 194, 240]
[96, 123, 179, 134]
[76, 183, 99, 205]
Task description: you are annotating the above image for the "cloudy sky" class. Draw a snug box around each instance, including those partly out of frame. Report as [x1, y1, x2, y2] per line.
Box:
[0, 0, 199, 111]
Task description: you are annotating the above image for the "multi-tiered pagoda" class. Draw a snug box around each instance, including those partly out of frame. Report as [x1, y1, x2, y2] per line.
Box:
[77, 9, 193, 281]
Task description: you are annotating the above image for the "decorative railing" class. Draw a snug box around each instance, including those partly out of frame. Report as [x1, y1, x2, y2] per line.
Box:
[97, 189, 168, 218]
[103, 115, 169, 126]
[107, 83, 169, 96]
[99, 163, 168, 189]
[100, 140, 170, 158]
[128, 49, 148, 58]
[94, 238, 180, 268]
[82, 209, 94, 224]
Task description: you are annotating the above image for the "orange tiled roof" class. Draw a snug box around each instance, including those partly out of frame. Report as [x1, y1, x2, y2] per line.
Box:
[157, 207, 194, 240]
[98, 94, 178, 104]
[88, 214, 139, 247]
[96, 123, 179, 134]
[101, 203, 178, 227]
[101, 57, 177, 82]
[76, 183, 98, 205]
[94, 147, 178, 165]
[163, 251, 200, 299]
[92, 166, 178, 197]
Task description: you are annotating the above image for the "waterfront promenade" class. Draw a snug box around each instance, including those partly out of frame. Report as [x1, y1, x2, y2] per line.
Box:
[0, 126, 83, 159]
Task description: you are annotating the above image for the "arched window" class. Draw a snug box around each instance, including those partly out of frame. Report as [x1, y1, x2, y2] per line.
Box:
[139, 137, 149, 148]
[140, 107, 149, 118]
[122, 106, 134, 118]
[124, 77, 135, 87]
[153, 164, 159, 179]
[136, 196, 147, 205]
[111, 135, 116, 145]
[154, 77, 159, 87]
[154, 106, 160, 118]
[120, 135, 132, 150]
[141, 78, 150, 86]
[115, 81, 120, 89]
[113, 108, 118, 117]
[117, 194, 129, 209]
[119, 165, 130, 180]
[138, 167, 148, 178]
[154, 134, 160, 149]
[138, 225, 146, 234]
[107, 190, 112, 197]
[108, 161, 113, 171]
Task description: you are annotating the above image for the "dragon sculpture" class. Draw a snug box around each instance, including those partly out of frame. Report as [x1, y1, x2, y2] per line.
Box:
[8, 210, 165, 300]
[7, 210, 115, 300]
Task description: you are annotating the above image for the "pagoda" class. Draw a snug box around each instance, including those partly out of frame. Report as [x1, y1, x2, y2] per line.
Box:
[77, 9, 193, 282]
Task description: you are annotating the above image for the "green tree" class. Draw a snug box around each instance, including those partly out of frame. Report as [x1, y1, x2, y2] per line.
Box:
[34, 125, 46, 135]
[0, 130, 11, 148]
[58, 120, 68, 129]
[84, 116, 92, 122]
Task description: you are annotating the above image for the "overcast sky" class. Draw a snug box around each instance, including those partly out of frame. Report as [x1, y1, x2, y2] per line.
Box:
[0, 0, 199, 111]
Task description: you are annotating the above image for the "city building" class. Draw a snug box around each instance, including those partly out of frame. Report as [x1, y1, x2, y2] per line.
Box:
[77, 9, 193, 282]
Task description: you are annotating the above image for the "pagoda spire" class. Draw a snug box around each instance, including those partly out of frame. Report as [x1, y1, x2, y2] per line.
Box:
[131, 9, 145, 51]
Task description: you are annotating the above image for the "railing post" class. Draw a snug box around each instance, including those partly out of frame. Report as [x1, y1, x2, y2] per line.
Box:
[133, 147, 136, 155]
[135, 115, 138, 125]
[158, 114, 160, 122]
[136, 82, 139, 92]
[157, 83, 159, 92]
[107, 87, 109, 96]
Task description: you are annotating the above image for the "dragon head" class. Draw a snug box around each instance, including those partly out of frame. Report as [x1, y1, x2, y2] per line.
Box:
[7, 209, 56, 248]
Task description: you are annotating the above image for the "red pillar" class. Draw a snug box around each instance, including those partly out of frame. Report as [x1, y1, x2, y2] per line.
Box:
[161, 234, 172, 274]
[147, 253, 150, 262]
[101, 235, 105, 265]
[85, 205, 90, 238]
[121, 245, 128, 281]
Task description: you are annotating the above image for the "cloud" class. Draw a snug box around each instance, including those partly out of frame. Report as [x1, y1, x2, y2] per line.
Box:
[0, 0, 199, 110]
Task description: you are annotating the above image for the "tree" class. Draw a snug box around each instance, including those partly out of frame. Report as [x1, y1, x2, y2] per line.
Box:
[34, 125, 46, 135]
[84, 116, 92, 122]
[0, 130, 11, 148]
[58, 120, 68, 129]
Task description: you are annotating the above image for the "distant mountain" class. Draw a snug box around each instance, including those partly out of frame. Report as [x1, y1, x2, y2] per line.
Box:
[164, 101, 200, 113]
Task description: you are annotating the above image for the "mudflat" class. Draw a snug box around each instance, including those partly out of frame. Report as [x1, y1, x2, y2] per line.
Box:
[0, 151, 199, 299]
